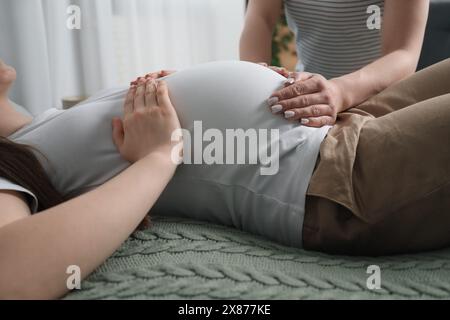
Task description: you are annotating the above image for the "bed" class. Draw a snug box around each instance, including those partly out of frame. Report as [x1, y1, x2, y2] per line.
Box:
[64, 216, 450, 300]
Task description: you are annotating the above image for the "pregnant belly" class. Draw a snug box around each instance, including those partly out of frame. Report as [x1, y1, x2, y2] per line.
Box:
[163, 61, 298, 173]
[152, 62, 322, 247]
[165, 61, 293, 133]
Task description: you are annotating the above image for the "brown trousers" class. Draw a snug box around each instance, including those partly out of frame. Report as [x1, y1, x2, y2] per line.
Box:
[303, 58, 450, 256]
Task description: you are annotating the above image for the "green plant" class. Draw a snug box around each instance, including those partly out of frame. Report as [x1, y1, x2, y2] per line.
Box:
[271, 13, 295, 67]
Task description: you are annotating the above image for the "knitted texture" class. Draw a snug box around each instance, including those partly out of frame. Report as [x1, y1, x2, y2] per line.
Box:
[65, 217, 450, 299]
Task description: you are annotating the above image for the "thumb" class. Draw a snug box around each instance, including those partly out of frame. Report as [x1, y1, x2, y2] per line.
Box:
[111, 117, 124, 149]
[155, 81, 174, 111]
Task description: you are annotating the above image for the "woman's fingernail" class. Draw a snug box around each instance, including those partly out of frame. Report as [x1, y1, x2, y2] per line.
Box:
[284, 111, 296, 119]
[301, 118, 310, 125]
[284, 78, 295, 85]
[271, 105, 283, 113]
[267, 97, 279, 106]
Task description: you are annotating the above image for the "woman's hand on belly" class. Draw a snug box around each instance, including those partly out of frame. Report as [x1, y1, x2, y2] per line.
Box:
[112, 78, 182, 163]
[130, 70, 176, 86]
[268, 72, 344, 128]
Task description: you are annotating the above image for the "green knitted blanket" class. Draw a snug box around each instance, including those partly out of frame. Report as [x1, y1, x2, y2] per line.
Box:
[65, 217, 450, 299]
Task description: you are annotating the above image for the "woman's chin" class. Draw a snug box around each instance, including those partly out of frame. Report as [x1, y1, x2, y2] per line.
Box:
[0, 67, 17, 90]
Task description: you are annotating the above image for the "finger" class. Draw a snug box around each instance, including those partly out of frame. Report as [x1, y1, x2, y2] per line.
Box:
[124, 85, 136, 114]
[134, 79, 146, 111]
[299, 116, 335, 128]
[145, 72, 159, 80]
[284, 72, 314, 86]
[145, 79, 158, 107]
[270, 93, 325, 114]
[272, 77, 320, 101]
[277, 67, 290, 78]
[268, 66, 290, 78]
[156, 81, 174, 111]
[283, 104, 332, 121]
[130, 76, 144, 86]
[258, 62, 268, 67]
[159, 70, 176, 77]
[111, 117, 124, 149]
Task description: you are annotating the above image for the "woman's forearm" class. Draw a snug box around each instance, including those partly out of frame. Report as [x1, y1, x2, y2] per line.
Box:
[0, 152, 176, 299]
[240, 15, 274, 64]
[331, 49, 419, 112]
[331, 0, 428, 112]
[240, 0, 282, 64]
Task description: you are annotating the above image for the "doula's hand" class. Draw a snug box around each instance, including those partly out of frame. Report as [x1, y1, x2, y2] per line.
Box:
[259, 63, 343, 127]
[112, 78, 181, 163]
[268, 72, 344, 127]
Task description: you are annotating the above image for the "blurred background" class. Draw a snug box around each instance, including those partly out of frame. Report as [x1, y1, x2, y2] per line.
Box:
[0, 0, 246, 114]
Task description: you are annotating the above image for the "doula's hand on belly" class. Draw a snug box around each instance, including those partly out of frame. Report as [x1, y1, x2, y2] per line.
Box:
[268, 71, 343, 128]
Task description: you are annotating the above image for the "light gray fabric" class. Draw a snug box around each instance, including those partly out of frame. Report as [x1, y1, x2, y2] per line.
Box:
[0, 177, 38, 213]
[8, 61, 331, 248]
[10, 100, 31, 117]
[284, 0, 384, 78]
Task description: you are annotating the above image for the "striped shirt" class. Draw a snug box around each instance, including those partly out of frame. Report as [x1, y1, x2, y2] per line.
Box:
[284, 0, 385, 79]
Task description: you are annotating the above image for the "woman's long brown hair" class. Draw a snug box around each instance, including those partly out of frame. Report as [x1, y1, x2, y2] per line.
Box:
[0, 137, 64, 211]
[0, 136, 151, 228]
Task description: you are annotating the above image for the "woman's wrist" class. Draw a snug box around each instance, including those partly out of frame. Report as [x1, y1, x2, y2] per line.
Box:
[141, 150, 178, 172]
[330, 75, 357, 113]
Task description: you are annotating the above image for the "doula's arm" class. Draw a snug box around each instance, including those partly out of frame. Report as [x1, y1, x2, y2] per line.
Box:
[240, 0, 283, 64]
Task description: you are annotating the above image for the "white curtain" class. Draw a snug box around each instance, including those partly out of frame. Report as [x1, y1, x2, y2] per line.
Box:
[0, 0, 245, 115]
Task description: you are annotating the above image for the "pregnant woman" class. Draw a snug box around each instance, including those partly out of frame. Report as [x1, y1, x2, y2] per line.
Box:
[0, 58, 449, 298]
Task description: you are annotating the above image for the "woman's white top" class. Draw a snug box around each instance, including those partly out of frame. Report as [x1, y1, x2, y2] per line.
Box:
[4, 61, 331, 248]
[285, 0, 384, 78]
